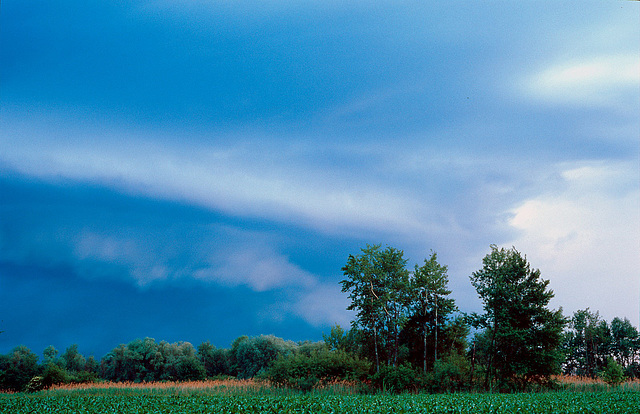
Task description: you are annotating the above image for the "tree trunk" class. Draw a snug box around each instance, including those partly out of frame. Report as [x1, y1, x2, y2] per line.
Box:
[373, 325, 380, 373]
[423, 323, 427, 373]
[434, 297, 438, 363]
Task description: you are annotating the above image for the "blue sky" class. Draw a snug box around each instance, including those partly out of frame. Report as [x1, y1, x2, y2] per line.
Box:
[1, 1, 638, 359]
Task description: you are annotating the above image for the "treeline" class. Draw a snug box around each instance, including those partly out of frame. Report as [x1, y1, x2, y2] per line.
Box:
[563, 309, 640, 378]
[0, 335, 370, 392]
[2, 244, 639, 393]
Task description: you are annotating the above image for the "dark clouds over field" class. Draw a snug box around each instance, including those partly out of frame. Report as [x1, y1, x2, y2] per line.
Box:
[1, 1, 638, 358]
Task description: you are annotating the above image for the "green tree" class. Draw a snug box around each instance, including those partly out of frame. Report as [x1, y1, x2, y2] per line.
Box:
[601, 357, 625, 386]
[60, 344, 86, 374]
[410, 251, 457, 373]
[267, 347, 370, 392]
[233, 335, 296, 379]
[43, 345, 60, 366]
[610, 317, 639, 369]
[198, 341, 231, 377]
[341, 244, 410, 371]
[100, 343, 129, 381]
[0, 346, 40, 391]
[323, 324, 348, 352]
[563, 309, 610, 377]
[470, 245, 567, 391]
[127, 338, 162, 381]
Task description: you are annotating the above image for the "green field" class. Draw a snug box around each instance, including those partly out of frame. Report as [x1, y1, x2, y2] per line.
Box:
[2, 391, 640, 413]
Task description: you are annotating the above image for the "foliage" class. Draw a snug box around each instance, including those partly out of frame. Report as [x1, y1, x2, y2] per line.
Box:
[405, 252, 458, 373]
[601, 358, 625, 387]
[341, 244, 411, 371]
[268, 347, 371, 392]
[0, 345, 40, 391]
[198, 341, 231, 377]
[100, 338, 206, 382]
[23, 376, 45, 393]
[42, 363, 69, 387]
[610, 317, 639, 368]
[60, 344, 86, 373]
[370, 363, 422, 393]
[43, 345, 60, 366]
[233, 335, 297, 379]
[563, 309, 611, 378]
[426, 352, 470, 393]
[469, 245, 567, 391]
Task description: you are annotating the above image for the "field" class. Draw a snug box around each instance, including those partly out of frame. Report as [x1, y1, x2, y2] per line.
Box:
[2, 380, 640, 414]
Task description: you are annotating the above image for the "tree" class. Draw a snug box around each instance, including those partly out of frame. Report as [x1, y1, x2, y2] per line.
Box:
[470, 245, 567, 391]
[610, 317, 639, 369]
[341, 244, 410, 371]
[43, 345, 60, 366]
[198, 341, 231, 377]
[233, 335, 296, 379]
[563, 309, 610, 377]
[60, 344, 86, 373]
[267, 347, 370, 392]
[601, 357, 625, 386]
[410, 252, 457, 373]
[0, 346, 40, 391]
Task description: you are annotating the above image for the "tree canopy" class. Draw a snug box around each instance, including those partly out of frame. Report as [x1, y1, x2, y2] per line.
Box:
[470, 245, 567, 391]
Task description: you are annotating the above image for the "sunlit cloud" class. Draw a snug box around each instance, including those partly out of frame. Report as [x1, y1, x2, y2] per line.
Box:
[508, 160, 640, 325]
[524, 54, 639, 107]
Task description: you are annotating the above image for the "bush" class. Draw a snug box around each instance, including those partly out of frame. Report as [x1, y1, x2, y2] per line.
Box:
[0, 346, 40, 391]
[42, 363, 69, 387]
[234, 335, 297, 379]
[24, 376, 45, 393]
[371, 364, 422, 393]
[71, 370, 99, 384]
[268, 348, 371, 392]
[601, 358, 625, 387]
[425, 353, 470, 393]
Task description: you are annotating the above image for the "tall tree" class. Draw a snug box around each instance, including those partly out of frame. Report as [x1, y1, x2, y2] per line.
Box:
[563, 309, 610, 377]
[61, 344, 86, 373]
[341, 244, 410, 371]
[0, 346, 40, 391]
[610, 317, 639, 369]
[470, 245, 566, 390]
[411, 251, 457, 373]
[43, 345, 60, 366]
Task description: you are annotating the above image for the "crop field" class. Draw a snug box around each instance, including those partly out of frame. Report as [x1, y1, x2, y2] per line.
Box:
[2, 386, 640, 414]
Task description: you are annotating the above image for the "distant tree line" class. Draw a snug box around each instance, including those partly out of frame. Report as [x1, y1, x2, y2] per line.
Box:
[1, 244, 638, 393]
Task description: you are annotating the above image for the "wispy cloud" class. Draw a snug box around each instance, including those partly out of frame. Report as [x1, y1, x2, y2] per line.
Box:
[0, 131, 429, 240]
[193, 230, 318, 292]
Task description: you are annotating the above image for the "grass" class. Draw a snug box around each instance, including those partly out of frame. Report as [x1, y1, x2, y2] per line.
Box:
[3, 377, 640, 413]
[3, 388, 640, 413]
[554, 375, 640, 393]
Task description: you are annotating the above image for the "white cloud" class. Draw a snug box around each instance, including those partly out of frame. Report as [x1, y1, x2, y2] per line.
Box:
[508, 160, 640, 326]
[524, 54, 639, 108]
[0, 133, 427, 240]
[292, 282, 352, 327]
[194, 241, 318, 292]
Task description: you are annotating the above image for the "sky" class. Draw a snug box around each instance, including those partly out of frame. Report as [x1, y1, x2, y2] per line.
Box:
[1, 1, 638, 359]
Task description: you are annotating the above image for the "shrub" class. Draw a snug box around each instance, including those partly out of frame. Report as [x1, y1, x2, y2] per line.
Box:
[24, 376, 45, 393]
[425, 353, 470, 393]
[371, 364, 422, 393]
[268, 348, 370, 392]
[0, 346, 40, 391]
[601, 358, 625, 387]
[42, 363, 69, 387]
